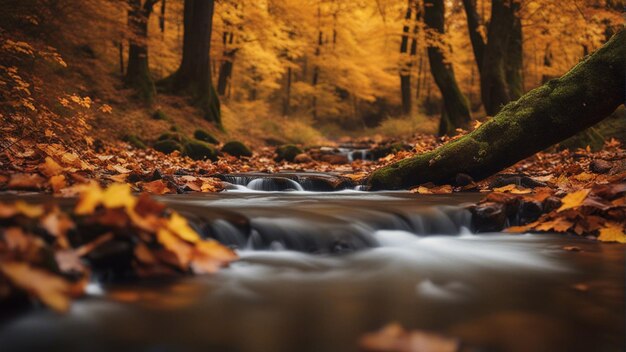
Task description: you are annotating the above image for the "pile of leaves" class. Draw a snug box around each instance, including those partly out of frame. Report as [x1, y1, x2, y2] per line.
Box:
[471, 181, 626, 243]
[0, 183, 237, 312]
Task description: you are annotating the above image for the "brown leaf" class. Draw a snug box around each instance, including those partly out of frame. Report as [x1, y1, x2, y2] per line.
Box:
[360, 323, 460, 352]
[142, 179, 172, 195]
[8, 173, 46, 190]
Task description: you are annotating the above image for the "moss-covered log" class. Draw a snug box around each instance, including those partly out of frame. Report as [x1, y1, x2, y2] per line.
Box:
[368, 30, 625, 190]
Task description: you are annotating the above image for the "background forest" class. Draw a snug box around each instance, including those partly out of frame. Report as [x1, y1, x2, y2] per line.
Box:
[0, 0, 624, 151]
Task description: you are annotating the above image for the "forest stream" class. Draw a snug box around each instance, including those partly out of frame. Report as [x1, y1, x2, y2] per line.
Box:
[0, 175, 623, 352]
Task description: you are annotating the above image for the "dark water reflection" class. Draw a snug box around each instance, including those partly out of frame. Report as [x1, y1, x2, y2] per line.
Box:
[0, 192, 623, 352]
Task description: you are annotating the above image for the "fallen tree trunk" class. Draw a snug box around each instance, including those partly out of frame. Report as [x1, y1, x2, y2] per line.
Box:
[368, 30, 625, 190]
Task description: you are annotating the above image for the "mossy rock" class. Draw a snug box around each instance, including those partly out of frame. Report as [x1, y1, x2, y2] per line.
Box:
[221, 141, 252, 158]
[275, 144, 303, 162]
[152, 109, 170, 121]
[123, 135, 146, 150]
[170, 125, 182, 132]
[371, 142, 410, 160]
[157, 132, 185, 143]
[193, 129, 219, 144]
[183, 140, 218, 161]
[153, 139, 183, 154]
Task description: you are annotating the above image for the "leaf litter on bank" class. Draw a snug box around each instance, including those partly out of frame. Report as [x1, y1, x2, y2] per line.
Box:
[0, 183, 237, 312]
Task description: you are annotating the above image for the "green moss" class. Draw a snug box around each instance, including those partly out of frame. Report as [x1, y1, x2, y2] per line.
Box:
[193, 129, 219, 144]
[123, 134, 146, 149]
[153, 139, 182, 154]
[170, 125, 181, 132]
[183, 140, 218, 161]
[221, 141, 252, 158]
[152, 109, 171, 121]
[275, 144, 303, 162]
[158, 132, 185, 143]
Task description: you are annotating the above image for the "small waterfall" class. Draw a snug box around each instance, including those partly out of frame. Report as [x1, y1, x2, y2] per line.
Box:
[218, 172, 358, 192]
[167, 194, 478, 254]
[247, 177, 304, 191]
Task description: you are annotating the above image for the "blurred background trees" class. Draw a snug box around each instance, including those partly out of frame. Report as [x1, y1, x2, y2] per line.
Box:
[1, 0, 623, 144]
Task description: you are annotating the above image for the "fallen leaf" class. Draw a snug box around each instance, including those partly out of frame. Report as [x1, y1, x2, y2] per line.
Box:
[39, 157, 64, 177]
[360, 323, 460, 352]
[493, 184, 532, 194]
[597, 223, 626, 243]
[0, 262, 72, 312]
[8, 173, 46, 190]
[49, 175, 67, 193]
[142, 180, 172, 195]
[535, 218, 573, 233]
[562, 246, 581, 252]
[167, 212, 200, 243]
[557, 189, 591, 212]
[75, 183, 103, 215]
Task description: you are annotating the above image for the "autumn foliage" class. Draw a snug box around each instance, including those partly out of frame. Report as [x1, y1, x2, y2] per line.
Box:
[0, 183, 236, 312]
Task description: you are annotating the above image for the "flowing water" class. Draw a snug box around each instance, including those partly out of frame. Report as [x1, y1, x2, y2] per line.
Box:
[0, 177, 624, 352]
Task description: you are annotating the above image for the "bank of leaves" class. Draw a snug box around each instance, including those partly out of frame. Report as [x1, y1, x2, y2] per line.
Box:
[0, 183, 237, 312]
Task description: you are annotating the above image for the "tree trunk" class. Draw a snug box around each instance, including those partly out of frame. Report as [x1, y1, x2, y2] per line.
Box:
[461, 0, 485, 73]
[480, 0, 522, 115]
[399, 0, 413, 115]
[125, 0, 158, 103]
[424, 0, 471, 136]
[283, 67, 292, 116]
[158, 0, 221, 127]
[463, 0, 523, 116]
[217, 32, 236, 96]
[368, 30, 625, 190]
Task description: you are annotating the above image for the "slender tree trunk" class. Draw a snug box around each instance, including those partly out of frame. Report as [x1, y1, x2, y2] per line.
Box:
[399, 0, 413, 115]
[159, 0, 221, 127]
[463, 0, 523, 115]
[118, 41, 124, 76]
[424, 0, 471, 136]
[480, 0, 522, 115]
[125, 0, 158, 103]
[461, 0, 485, 73]
[283, 67, 292, 116]
[369, 30, 625, 190]
[312, 5, 322, 120]
[217, 31, 236, 96]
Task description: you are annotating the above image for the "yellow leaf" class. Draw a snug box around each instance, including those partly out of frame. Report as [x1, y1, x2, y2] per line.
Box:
[157, 228, 193, 268]
[597, 223, 626, 243]
[0, 262, 71, 312]
[167, 212, 201, 243]
[102, 183, 136, 210]
[573, 172, 595, 182]
[493, 184, 532, 194]
[557, 189, 591, 212]
[75, 183, 103, 215]
[14, 200, 44, 218]
[39, 157, 64, 177]
[50, 175, 67, 193]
